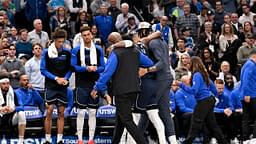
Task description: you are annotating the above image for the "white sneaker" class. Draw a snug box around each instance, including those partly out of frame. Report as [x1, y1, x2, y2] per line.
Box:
[210, 138, 218, 144]
[230, 137, 239, 144]
[243, 140, 250, 144]
[249, 138, 256, 144]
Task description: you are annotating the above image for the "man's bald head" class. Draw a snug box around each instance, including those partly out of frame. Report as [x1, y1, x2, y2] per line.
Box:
[108, 32, 122, 44]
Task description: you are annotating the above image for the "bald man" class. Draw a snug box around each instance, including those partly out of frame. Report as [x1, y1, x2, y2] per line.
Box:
[91, 32, 153, 144]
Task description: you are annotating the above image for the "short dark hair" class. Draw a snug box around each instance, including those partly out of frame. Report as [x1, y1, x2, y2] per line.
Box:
[32, 43, 42, 50]
[19, 28, 28, 35]
[80, 26, 91, 33]
[53, 28, 67, 39]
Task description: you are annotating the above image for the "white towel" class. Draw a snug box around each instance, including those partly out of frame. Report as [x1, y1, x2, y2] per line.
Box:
[80, 40, 97, 67]
[48, 42, 58, 58]
[0, 86, 15, 116]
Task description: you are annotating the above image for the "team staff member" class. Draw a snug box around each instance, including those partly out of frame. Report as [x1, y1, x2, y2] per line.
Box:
[91, 32, 153, 144]
[175, 56, 228, 144]
[240, 49, 256, 143]
[71, 26, 105, 144]
[40, 29, 72, 144]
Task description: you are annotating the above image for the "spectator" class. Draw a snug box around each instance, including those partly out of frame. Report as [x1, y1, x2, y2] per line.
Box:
[238, 4, 256, 26]
[200, 47, 219, 81]
[181, 26, 194, 50]
[90, 0, 110, 16]
[25, 0, 48, 31]
[0, 0, 15, 26]
[47, 0, 65, 15]
[170, 37, 193, 69]
[214, 0, 226, 26]
[222, 0, 237, 13]
[28, 19, 49, 48]
[15, 29, 33, 58]
[237, 33, 256, 65]
[198, 22, 219, 58]
[65, 0, 87, 36]
[175, 53, 191, 81]
[123, 16, 138, 36]
[24, 43, 45, 95]
[174, 3, 200, 44]
[115, 3, 139, 33]
[218, 61, 238, 85]
[169, 0, 185, 24]
[218, 23, 241, 73]
[231, 13, 243, 37]
[0, 44, 26, 89]
[108, 0, 121, 26]
[0, 76, 26, 144]
[8, 26, 18, 44]
[49, 6, 71, 39]
[148, 0, 164, 23]
[152, 16, 174, 49]
[75, 10, 92, 34]
[94, 3, 113, 46]
[240, 21, 254, 42]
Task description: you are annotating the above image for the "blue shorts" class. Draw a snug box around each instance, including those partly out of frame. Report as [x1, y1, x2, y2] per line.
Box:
[136, 78, 158, 111]
[45, 88, 67, 106]
[75, 87, 99, 109]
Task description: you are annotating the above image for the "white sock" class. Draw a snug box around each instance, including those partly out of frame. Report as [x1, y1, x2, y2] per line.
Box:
[18, 136, 24, 144]
[147, 109, 166, 144]
[45, 134, 51, 142]
[126, 113, 141, 144]
[168, 135, 177, 144]
[77, 108, 87, 140]
[88, 108, 97, 140]
[57, 134, 63, 143]
[120, 128, 128, 143]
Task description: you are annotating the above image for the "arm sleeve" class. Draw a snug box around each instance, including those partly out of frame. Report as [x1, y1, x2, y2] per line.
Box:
[214, 107, 225, 113]
[139, 52, 154, 67]
[179, 73, 201, 95]
[175, 92, 193, 113]
[150, 42, 165, 70]
[71, 47, 87, 72]
[40, 49, 57, 80]
[94, 52, 118, 91]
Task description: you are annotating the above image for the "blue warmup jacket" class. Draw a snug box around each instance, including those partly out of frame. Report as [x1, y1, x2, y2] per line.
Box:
[15, 88, 44, 112]
[179, 72, 217, 101]
[94, 15, 113, 44]
[94, 51, 154, 92]
[240, 59, 256, 99]
[214, 93, 233, 113]
[230, 86, 242, 110]
[175, 89, 197, 113]
[169, 90, 176, 112]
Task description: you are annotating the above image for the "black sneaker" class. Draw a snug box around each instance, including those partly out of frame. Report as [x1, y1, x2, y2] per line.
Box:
[43, 141, 51, 144]
[57, 141, 64, 144]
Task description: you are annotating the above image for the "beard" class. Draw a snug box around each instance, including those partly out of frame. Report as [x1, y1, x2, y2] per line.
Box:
[225, 82, 234, 90]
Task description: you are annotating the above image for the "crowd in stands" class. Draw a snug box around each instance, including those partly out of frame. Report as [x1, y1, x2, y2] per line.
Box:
[0, 0, 256, 144]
